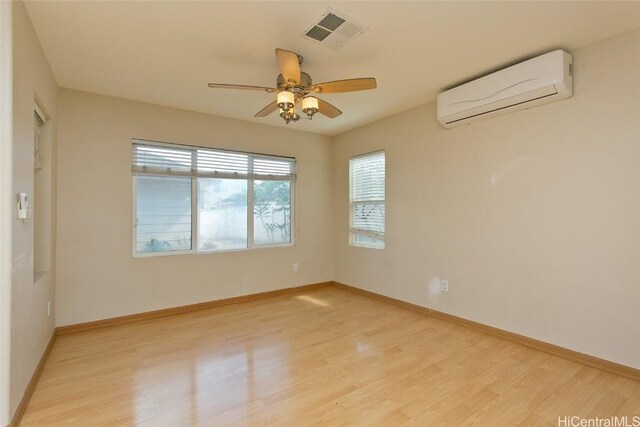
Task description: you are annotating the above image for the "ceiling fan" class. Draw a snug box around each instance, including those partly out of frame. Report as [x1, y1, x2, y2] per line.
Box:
[208, 48, 377, 124]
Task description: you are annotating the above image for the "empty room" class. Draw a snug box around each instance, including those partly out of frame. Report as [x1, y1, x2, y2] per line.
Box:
[1, 1, 639, 426]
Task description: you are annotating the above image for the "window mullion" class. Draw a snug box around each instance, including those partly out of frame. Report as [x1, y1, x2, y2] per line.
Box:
[192, 178, 198, 253]
[290, 178, 295, 245]
[131, 176, 137, 257]
[247, 156, 254, 249]
[191, 151, 197, 253]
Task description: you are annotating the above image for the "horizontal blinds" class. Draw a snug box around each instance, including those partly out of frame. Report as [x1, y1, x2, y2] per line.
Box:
[132, 140, 295, 181]
[133, 144, 193, 174]
[197, 150, 248, 175]
[253, 157, 294, 177]
[351, 151, 385, 239]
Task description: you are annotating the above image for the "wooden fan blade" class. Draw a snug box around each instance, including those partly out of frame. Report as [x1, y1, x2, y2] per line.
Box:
[312, 78, 377, 94]
[254, 101, 278, 118]
[208, 83, 276, 93]
[317, 98, 342, 118]
[275, 49, 301, 85]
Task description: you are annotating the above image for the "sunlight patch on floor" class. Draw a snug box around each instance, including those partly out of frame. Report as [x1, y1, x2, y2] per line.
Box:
[295, 295, 330, 307]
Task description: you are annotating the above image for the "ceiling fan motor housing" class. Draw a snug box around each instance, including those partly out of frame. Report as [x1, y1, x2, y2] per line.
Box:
[277, 72, 312, 94]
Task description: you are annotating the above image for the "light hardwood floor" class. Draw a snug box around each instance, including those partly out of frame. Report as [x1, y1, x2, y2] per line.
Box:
[20, 287, 640, 426]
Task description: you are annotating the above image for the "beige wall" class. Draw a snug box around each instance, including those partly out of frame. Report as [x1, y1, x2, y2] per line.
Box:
[0, 2, 13, 424]
[8, 0, 57, 419]
[333, 29, 640, 369]
[56, 89, 333, 326]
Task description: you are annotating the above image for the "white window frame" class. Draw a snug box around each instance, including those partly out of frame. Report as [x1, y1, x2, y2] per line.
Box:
[131, 139, 295, 258]
[349, 150, 385, 249]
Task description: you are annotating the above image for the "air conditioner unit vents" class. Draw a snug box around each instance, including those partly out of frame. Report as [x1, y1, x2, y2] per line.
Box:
[302, 9, 368, 50]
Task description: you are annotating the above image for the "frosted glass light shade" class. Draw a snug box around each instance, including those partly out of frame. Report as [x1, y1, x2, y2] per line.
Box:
[277, 91, 294, 110]
[302, 96, 318, 111]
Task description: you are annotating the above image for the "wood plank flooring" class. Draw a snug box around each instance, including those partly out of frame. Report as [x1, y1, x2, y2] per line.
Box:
[20, 287, 640, 426]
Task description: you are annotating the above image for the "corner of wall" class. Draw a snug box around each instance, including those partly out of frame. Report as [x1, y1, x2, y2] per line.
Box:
[0, 1, 14, 425]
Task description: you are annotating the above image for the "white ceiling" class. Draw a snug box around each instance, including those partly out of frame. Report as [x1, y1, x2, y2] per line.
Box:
[24, 1, 640, 136]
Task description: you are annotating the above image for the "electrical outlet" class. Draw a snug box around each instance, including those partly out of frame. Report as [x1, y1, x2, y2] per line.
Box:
[441, 280, 449, 292]
[47, 301, 51, 316]
[293, 263, 299, 272]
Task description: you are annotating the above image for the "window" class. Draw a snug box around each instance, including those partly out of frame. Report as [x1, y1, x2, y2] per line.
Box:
[349, 151, 385, 248]
[132, 140, 295, 256]
[135, 176, 192, 253]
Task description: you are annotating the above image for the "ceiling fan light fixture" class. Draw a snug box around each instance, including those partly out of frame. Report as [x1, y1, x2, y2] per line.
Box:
[208, 47, 375, 124]
[302, 96, 319, 118]
[277, 91, 295, 111]
[279, 106, 299, 124]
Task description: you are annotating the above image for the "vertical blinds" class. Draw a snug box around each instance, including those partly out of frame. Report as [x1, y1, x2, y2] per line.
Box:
[350, 151, 385, 239]
[132, 140, 296, 181]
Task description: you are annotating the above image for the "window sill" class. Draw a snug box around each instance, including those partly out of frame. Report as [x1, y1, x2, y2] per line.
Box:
[350, 243, 385, 250]
[132, 242, 295, 258]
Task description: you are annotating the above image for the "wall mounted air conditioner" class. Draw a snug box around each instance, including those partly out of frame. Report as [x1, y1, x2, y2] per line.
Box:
[437, 50, 573, 128]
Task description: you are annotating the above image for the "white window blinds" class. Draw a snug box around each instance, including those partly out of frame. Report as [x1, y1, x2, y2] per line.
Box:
[350, 151, 385, 245]
[132, 140, 295, 181]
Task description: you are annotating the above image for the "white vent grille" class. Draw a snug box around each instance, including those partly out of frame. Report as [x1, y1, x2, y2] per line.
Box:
[302, 9, 368, 50]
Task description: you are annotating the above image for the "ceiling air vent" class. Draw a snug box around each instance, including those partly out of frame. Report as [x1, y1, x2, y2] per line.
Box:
[302, 9, 368, 50]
